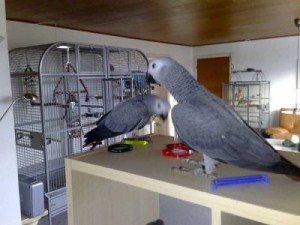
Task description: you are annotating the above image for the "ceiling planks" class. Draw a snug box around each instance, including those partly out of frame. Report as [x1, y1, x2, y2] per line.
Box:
[5, 0, 300, 46]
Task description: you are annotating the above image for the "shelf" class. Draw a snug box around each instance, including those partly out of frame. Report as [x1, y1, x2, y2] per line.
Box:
[66, 135, 300, 225]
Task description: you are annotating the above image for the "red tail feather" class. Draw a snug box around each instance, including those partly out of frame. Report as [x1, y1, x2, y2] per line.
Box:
[287, 175, 300, 181]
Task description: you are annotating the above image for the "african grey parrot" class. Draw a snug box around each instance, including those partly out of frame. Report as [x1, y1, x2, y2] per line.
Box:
[147, 57, 300, 180]
[84, 94, 170, 150]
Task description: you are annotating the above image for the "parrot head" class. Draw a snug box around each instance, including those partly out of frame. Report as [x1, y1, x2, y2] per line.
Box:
[146, 95, 170, 121]
[154, 97, 170, 121]
[147, 57, 177, 85]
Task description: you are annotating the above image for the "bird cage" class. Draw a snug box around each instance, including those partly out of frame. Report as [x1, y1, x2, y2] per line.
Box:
[9, 42, 150, 223]
[222, 81, 270, 131]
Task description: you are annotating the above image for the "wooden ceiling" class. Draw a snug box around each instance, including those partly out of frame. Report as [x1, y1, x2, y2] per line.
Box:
[5, 0, 300, 46]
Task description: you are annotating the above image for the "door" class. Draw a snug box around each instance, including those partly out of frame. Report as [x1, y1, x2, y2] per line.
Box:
[197, 56, 230, 98]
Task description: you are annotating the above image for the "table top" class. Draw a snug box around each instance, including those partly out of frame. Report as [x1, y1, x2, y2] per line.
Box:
[67, 135, 300, 224]
[266, 138, 300, 153]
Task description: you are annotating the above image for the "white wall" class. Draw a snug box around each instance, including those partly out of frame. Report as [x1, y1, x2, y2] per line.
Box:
[194, 37, 299, 126]
[0, 1, 21, 224]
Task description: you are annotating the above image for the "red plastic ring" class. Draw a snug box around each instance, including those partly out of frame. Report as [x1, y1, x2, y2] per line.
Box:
[162, 143, 192, 158]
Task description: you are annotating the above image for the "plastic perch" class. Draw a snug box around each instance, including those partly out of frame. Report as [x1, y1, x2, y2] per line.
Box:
[210, 174, 269, 191]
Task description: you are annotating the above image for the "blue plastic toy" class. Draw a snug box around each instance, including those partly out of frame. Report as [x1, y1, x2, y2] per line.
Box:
[210, 174, 269, 191]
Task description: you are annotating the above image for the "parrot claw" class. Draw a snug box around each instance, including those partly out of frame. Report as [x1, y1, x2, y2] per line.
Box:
[193, 166, 218, 179]
[183, 157, 219, 178]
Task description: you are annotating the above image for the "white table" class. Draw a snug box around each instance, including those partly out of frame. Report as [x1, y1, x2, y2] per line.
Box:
[265, 138, 299, 153]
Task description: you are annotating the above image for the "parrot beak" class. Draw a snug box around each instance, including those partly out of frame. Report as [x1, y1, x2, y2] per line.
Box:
[159, 113, 168, 121]
[146, 72, 159, 85]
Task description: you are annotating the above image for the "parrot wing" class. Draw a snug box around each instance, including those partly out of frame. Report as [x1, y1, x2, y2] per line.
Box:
[102, 100, 148, 133]
[84, 99, 147, 149]
[171, 102, 286, 171]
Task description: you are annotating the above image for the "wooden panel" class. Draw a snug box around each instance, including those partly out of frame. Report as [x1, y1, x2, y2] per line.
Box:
[197, 56, 230, 98]
[67, 169, 159, 225]
[5, 0, 300, 46]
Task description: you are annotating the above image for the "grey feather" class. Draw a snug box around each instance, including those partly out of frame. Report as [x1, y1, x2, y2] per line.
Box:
[148, 57, 300, 178]
[84, 94, 170, 150]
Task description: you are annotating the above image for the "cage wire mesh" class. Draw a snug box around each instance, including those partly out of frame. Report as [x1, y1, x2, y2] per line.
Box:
[79, 46, 106, 75]
[222, 81, 270, 131]
[9, 42, 150, 221]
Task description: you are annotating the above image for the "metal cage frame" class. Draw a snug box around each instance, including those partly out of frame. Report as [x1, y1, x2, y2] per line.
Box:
[9, 42, 150, 223]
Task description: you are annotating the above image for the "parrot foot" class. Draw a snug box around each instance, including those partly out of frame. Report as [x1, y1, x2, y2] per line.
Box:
[182, 158, 218, 178]
[193, 167, 218, 179]
[202, 154, 219, 177]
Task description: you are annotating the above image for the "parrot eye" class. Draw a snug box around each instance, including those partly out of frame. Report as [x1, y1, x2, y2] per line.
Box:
[152, 63, 156, 69]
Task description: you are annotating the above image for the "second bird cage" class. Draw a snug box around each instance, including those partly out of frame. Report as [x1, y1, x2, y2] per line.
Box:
[222, 81, 270, 131]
